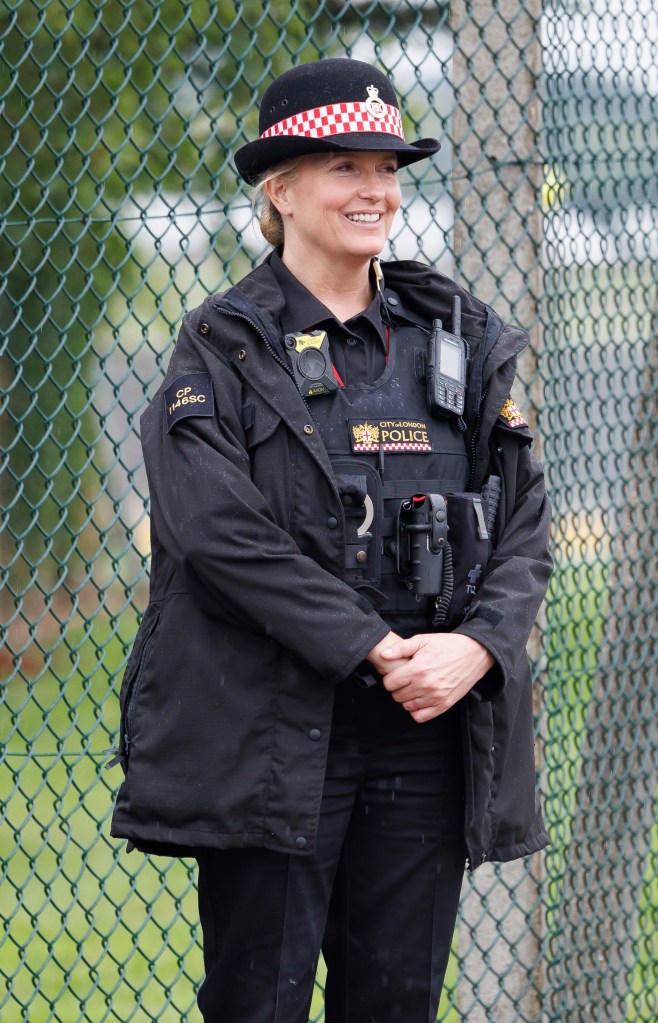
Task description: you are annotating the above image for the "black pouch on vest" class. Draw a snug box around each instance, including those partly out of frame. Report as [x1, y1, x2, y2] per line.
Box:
[434, 490, 495, 631]
[331, 458, 383, 588]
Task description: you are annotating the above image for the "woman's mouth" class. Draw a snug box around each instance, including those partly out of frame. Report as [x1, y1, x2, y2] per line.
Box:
[345, 212, 382, 223]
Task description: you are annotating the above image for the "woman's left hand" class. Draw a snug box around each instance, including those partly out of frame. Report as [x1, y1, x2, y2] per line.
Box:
[379, 634, 495, 723]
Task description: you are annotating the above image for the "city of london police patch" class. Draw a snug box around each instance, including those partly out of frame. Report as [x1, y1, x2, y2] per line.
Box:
[350, 419, 432, 453]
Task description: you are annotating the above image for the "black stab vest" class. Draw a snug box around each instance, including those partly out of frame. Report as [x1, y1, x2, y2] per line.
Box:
[309, 324, 469, 636]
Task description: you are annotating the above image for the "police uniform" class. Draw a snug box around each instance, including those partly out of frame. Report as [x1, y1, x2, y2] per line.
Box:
[192, 252, 468, 1022]
[110, 56, 553, 1023]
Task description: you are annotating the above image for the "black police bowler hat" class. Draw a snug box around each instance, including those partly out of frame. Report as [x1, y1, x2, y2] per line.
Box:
[234, 58, 440, 185]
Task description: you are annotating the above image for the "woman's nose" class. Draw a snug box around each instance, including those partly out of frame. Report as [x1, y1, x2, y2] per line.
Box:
[358, 173, 386, 199]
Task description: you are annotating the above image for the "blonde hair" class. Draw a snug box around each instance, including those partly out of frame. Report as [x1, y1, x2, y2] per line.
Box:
[251, 158, 302, 248]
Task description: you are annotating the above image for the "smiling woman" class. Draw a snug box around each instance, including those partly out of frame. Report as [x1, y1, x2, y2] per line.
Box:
[263, 151, 401, 320]
[109, 56, 553, 1023]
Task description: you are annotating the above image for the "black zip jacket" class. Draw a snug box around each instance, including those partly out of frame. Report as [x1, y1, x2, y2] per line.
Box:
[110, 257, 553, 869]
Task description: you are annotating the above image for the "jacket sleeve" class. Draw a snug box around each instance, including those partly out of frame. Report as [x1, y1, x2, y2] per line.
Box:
[141, 312, 390, 685]
[454, 428, 553, 699]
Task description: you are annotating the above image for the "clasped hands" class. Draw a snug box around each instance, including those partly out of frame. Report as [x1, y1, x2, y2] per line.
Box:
[367, 631, 495, 723]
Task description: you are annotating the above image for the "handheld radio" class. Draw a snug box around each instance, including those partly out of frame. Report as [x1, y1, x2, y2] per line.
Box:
[426, 296, 468, 417]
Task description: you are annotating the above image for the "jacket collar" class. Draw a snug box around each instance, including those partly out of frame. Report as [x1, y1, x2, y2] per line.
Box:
[215, 255, 528, 446]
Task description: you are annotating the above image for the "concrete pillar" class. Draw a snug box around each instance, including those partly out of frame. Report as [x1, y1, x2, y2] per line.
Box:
[449, 1, 545, 1019]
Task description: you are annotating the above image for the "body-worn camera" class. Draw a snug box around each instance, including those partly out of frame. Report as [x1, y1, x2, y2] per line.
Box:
[284, 330, 339, 398]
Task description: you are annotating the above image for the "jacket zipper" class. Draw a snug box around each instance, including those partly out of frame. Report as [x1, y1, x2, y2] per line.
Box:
[467, 384, 489, 491]
[215, 305, 314, 419]
[106, 624, 156, 770]
[122, 614, 160, 755]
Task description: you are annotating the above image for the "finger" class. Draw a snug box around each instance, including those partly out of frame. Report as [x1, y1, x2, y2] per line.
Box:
[381, 669, 409, 692]
[379, 655, 411, 673]
[382, 668, 423, 694]
[385, 677, 413, 698]
[380, 635, 421, 660]
[402, 695, 436, 712]
[402, 700, 431, 714]
[410, 705, 443, 724]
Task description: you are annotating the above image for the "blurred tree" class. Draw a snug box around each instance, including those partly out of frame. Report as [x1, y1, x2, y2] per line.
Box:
[0, 0, 333, 675]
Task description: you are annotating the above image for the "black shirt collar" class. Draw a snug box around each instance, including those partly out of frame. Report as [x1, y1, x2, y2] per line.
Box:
[269, 248, 388, 348]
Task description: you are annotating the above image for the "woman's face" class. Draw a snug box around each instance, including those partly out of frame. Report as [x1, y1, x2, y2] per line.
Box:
[269, 150, 402, 266]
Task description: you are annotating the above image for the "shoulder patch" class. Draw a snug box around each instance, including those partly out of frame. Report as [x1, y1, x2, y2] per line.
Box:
[164, 372, 215, 433]
[498, 397, 527, 429]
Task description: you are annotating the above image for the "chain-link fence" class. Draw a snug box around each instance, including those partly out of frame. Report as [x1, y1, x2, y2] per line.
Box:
[1, 1, 656, 1020]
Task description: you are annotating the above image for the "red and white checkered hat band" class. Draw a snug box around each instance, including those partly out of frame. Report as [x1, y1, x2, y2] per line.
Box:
[260, 101, 405, 142]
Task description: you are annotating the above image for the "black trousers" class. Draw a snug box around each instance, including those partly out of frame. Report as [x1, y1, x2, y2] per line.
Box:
[196, 681, 466, 1023]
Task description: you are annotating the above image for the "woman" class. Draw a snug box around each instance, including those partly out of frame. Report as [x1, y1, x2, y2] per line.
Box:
[110, 57, 552, 1023]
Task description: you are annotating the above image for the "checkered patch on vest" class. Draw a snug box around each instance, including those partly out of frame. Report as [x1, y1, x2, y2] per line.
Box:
[498, 398, 527, 429]
[349, 419, 432, 453]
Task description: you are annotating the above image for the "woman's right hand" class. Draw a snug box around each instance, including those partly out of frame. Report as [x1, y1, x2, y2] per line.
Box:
[366, 631, 409, 674]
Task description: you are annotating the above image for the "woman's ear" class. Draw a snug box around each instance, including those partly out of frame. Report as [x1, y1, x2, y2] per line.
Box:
[265, 176, 291, 216]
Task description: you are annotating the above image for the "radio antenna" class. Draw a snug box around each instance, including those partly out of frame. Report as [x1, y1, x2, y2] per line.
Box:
[452, 295, 462, 338]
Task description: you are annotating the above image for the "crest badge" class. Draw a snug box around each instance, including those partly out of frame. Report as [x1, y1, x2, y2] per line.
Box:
[498, 398, 527, 428]
[352, 422, 380, 448]
[365, 85, 386, 120]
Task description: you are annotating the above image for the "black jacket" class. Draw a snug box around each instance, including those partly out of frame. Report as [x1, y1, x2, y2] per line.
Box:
[110, 257, 553, 869]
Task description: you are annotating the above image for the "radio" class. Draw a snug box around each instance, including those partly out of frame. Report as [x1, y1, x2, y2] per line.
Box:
[426, 296, 468, 417]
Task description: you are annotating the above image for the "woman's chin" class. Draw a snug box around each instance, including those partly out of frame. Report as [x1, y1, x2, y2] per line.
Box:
[336, 234, 386, 261]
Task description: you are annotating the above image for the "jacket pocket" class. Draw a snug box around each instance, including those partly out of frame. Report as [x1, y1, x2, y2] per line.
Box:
[243, 400, 293, 526]
[118, 603, 162, 765]
[243, 400, 281, 449]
